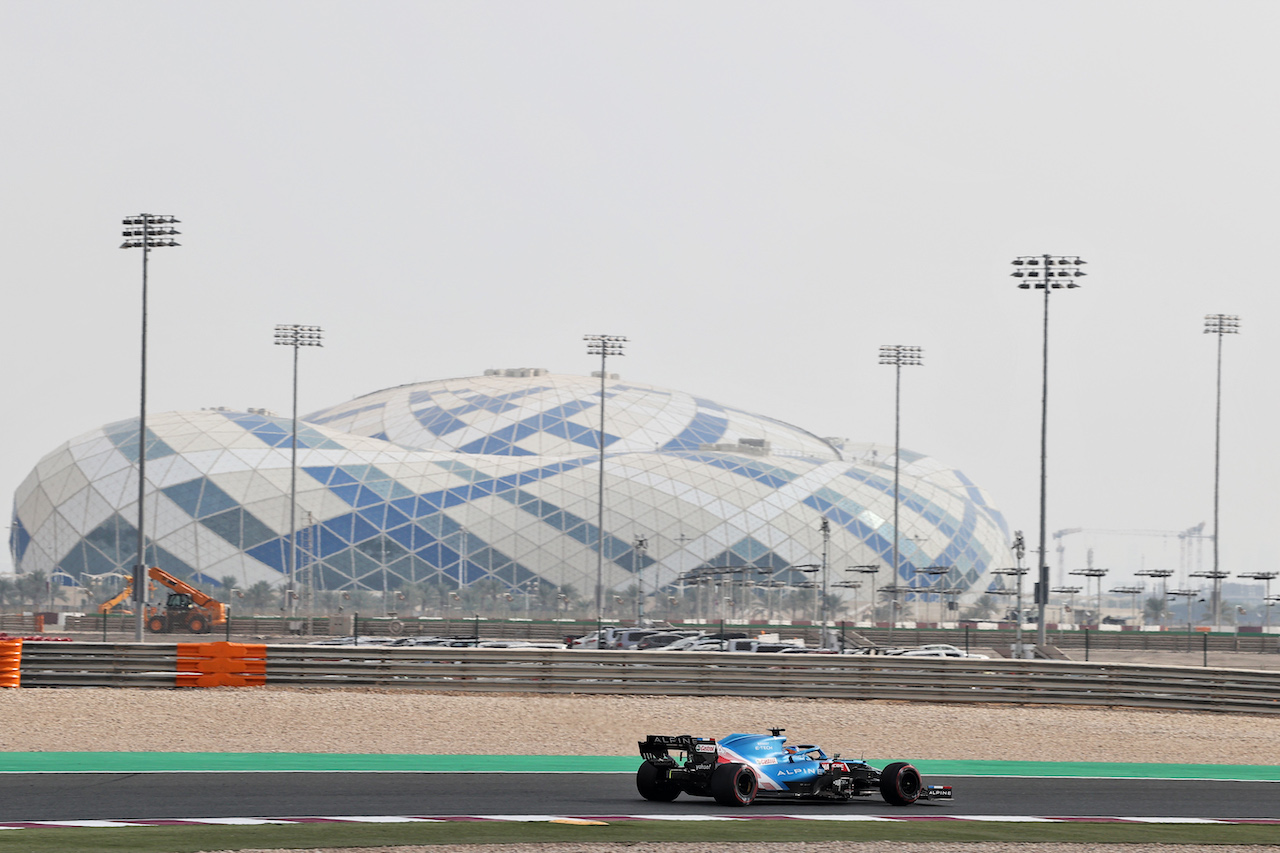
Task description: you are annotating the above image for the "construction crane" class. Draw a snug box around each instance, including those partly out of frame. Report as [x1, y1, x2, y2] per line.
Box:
[98, 577, 136, 616]
[1053, 525, 1210, 585]
[97, 576, 156, 616]
[144, 567, 228, 634]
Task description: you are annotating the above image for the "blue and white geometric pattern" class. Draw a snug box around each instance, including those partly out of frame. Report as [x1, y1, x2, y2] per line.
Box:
[9, 370, 1014, 607]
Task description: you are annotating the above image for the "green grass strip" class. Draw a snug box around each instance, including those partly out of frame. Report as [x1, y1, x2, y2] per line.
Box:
[0, 752, 1276, 780]
[1, 818, 1279, 853]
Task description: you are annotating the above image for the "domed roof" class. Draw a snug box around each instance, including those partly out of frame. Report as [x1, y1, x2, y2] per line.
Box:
[305, 369, 843, 460]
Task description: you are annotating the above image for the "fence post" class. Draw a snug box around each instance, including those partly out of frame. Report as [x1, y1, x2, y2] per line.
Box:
[1084, 626, 1090, 661]
[1203, 630, 1209, 667]
[354, 613, 359, 645]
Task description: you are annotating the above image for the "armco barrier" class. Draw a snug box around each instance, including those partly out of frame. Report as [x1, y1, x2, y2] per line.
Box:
[12, 643, 1280, 714]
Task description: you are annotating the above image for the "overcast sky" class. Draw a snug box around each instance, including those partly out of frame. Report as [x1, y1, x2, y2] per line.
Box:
[3, 1, 1277, 594]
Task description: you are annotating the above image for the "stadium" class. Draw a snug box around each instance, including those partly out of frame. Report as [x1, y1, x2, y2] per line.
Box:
[9, 369, 1015, 620]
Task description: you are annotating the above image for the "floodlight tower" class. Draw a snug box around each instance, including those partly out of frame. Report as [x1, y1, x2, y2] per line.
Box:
[818, 517, 832, 645]
[584, 335, 626, 624]
[1204, 313, 1240, 631]
[275, 324, 324, 616]
[120, 214, 181, 642]
[1011, 254, 1087, 645]
[878, 345, 923, 604]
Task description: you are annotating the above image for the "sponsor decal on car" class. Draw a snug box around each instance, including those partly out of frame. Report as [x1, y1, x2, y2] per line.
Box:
[695, 744, 717, 753]
[757, 756, 776, 765]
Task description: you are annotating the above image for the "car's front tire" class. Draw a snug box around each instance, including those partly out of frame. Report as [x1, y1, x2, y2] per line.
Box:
[879, 762, 923, 805]
[710, 762, 757, 806]
[636, 761, 681, 802]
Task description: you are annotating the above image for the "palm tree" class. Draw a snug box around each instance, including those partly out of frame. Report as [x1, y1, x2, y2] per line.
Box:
[1143, 595, 1169, 626]
[1200, 598, 1238, 627]
[961, 594, 1000, 621]
[16, 571, 55, 609]
[241, 580, 277, 614]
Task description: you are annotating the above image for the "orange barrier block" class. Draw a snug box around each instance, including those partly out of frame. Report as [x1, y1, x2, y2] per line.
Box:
[176, 642, 266, 688]
[0, 639, 20, 688]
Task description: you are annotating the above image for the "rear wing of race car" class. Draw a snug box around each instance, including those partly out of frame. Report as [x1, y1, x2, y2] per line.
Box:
[638, 734, 718, 766]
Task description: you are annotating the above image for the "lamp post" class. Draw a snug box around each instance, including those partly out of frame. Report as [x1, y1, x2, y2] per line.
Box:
[275, 324, 323, 617]
[1052, 585, 1082, 626]
[1238, 572, 1277, 634]
[1012, 530, 1026, 649]
[120, 214, 181, 642]
[1136, 568, 1174, 627]
[789, 563, 819, 621]
[847, 565, 879, 624]
[916, 566, 951, 626]
[1204, 314, 1239, 632]
[1167, 588, 1198, 638]
[1069, 568, 1108, 627]
[818, 517, 831, 647]
[879, 345, 923, 609]
[633, 535, 648, 624]
[879, 584, 912, 639]
[992, 531, 1028, 653]
[1110, 585, 1144, 626]
[584, 335, 626, 631]
[1190, 570, 1229, 631]
[1011, 254, 1087, 645]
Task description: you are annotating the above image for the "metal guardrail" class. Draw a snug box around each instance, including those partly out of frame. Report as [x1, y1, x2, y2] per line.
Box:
[15, 642, 1280, 714]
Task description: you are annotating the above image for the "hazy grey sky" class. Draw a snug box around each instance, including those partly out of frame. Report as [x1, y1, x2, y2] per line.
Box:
[3, 1, 1277, 591]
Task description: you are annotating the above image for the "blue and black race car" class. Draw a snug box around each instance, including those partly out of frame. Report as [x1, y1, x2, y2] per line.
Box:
[637, 728, 953, 807]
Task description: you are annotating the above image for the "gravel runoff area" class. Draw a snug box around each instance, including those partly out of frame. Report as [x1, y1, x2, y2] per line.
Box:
[4, 650, 1277, 853]
[5, 687, 1280, 763]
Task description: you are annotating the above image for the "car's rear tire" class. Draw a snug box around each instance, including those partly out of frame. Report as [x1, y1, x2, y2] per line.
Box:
[636, 761, 681, 802]
[879, 762, 923, 805]
[710, 762, 757, 806]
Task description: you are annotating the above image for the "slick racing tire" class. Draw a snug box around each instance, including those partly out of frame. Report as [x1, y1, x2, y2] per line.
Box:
[635, 761, 681, 802]
[879, 762, 923, 806]
[710, 762, 758, 807]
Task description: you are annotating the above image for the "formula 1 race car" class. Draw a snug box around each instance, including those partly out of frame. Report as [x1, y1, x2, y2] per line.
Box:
[637, 729, 953, 807]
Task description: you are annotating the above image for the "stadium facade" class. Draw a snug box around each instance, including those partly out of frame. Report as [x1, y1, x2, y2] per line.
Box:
[9, 369, 1015, 615]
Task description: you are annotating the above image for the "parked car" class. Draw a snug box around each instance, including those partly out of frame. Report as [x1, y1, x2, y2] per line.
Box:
[570, 626, 665, 649]
[896, 644, 989, 659]
[637, 631, 700, 650]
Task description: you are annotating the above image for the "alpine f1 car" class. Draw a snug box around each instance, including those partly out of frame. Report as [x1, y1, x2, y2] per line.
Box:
[637, 728, 953, 807]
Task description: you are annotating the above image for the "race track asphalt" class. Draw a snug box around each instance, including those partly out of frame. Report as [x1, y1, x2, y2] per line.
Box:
[2, 772, 1277, 822]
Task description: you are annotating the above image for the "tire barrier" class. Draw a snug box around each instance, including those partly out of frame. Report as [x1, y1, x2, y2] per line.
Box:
[0, 640, 20, 689]
[175, 642, 267, 688]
